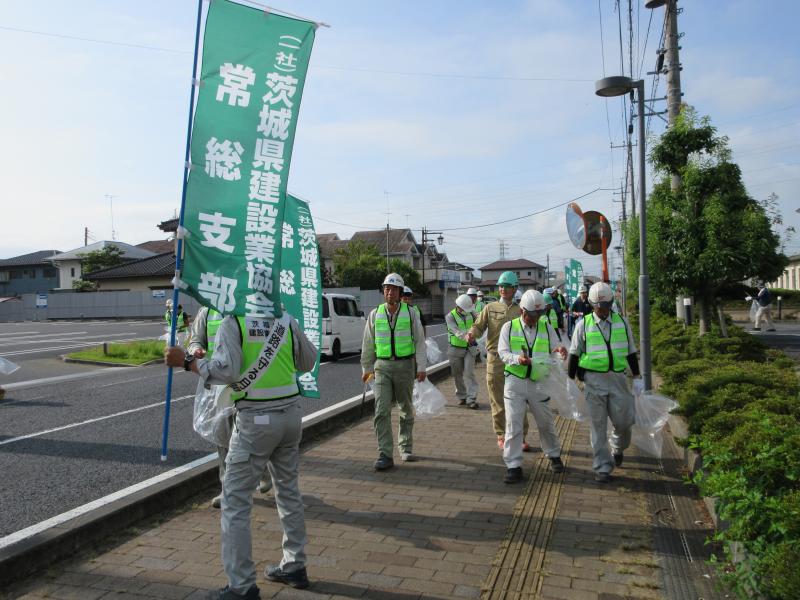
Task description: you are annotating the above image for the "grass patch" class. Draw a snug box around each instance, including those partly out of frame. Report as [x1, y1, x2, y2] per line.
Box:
[67, 340, 164, 365]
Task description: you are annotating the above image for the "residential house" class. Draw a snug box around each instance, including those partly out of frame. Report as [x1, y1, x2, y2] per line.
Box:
[49, 241, 156, 289]
[478, 258, 547, 292]
[84, 252, 175, 291]
[0, 250, 61, 297]
[450, 261, 479, 289]
[316, 233, 349, 284]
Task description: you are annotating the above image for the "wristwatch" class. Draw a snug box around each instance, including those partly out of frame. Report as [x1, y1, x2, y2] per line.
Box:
[183, 354, 195, 371]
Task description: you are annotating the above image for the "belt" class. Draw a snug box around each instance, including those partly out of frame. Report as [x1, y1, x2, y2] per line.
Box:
[377, 355, 413, 361]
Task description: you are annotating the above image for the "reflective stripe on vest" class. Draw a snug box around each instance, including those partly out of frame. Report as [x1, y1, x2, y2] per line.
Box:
[206, 310, 224, 359]
[448, 309, 473, 348]
[165, 309, 187, 332]
[231, 316, 298, 401]
[504, 317, 552, 380]
[375, 303, 414, 359]
[578, 312, 629, 373]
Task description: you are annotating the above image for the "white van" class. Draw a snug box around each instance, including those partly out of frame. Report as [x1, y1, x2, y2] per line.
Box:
[321, 293, 366, 361]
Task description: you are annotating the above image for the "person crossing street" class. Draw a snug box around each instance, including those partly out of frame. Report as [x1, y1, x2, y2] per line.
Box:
[445, 294, 479, 409]
[498, 290, 567, 483]
[567, 282, 641, 483]
[467, 271, 531, 451]
[361, 273, 427, 470]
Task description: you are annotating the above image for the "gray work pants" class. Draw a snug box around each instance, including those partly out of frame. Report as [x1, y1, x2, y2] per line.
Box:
[373, 358, 415, 457]
[583, 371, 635, 474]
[755, 305, 774, 330]
[221, 400, 307, 594]
[503, 375, 561, 468]
[448, 345, 478, 402]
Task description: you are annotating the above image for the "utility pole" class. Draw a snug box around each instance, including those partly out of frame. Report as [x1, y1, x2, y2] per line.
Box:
[384, 191, 391, 273]
[421, 227, 444, 297]
[546, 254, 550, 287]
[84, 227, 89, 246]
[105, 194, 117, 240]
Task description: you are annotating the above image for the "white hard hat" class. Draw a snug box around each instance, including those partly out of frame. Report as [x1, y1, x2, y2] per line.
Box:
[520, 289, 546, 312]
[513, 290, 522, 303]
[579, 285, 589, 294]
[466, 287, 479, 296]
[477, 290, 484, 297]
[455, 294, 473, 312]
[402, 286, 413, 295]
[588, 282, 613, 305]
[382, 273, 405, 288]
[165, 298, 173, 308]
[544, 287, 554, 295]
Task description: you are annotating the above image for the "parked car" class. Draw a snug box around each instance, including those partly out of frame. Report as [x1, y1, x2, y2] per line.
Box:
[321, 293, 365, 361]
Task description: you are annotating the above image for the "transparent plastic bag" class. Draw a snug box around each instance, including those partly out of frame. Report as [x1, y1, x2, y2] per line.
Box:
[537, 358, 588, 421]
[425, 338, 444, 365]
[412, 378, 447, 419]
[749, 300, 758, 323]
[478, 332, 488, 358]
[193, 386, 235, 447]
[160, 330, 188, 348]
[630, 391, 678, 457]
[0, 357, 20, 375]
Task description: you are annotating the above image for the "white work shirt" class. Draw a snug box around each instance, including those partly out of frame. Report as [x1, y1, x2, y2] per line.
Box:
[498, 317, 564, 366]
[361, 302, 427, 374]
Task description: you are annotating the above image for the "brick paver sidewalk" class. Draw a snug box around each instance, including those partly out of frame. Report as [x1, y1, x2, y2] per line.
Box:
[5, 364, 719, 599]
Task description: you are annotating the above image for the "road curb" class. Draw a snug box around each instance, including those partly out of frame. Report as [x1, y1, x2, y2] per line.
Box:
[61, 356, 162, 368]
[0, 361, 450, 588]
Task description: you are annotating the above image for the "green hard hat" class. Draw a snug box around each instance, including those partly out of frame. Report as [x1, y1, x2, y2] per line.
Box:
[497, 271, 518, 287]
[542, 293, 554, 305]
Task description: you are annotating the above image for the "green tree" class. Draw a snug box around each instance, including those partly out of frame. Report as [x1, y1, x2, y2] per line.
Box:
[627, 108, 788, 334]
[388, 258, 423, 296]
[332, 240, 386, 289]
[80, 244, 125, 274]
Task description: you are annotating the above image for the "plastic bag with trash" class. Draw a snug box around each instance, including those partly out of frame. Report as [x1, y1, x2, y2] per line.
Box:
[749, 299, 758, 323]
[477, 332, 488, 359]
[535, 357, 588, 422]
[159, 329, 188, 348]
[412, 378, 447, 419]
[425, 338, 444, 365]
[629, 390, 678, 457]
[193, 386, 236, 447]
[0, 357, 20, 375]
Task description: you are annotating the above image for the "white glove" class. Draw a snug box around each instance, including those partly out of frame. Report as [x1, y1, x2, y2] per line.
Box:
[632, 378, 644, 396]
[745, 296, 752, 302]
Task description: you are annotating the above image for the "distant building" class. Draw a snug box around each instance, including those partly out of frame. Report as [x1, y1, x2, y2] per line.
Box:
[772, 254, 800, 290]
[0, 250, 61, 296]
[478, 258, 547, 292]
[84, 252, 175, 291]
[49, 241, 155, 289]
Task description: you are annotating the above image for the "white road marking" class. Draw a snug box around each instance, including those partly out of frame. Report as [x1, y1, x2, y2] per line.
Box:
[0, 394, 194, 447]
[0, 332, 134, 347]
[3, 368, 136, 391]
[0, 336, 156, 357]
[0, 331, 40, 337]
[0, 451, 218, 550]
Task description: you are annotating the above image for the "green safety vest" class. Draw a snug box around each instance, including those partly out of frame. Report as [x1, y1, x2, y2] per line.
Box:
[375, 303, 414, 359]
[165, 309, 187, 332]
[448, 308, 473, 348]
[206, 311, 298, 401]
[504, 317, 552, 380]
[578, 312, 629, 373]
[546, 307, 558, 330]
[474, 300, 484, 313]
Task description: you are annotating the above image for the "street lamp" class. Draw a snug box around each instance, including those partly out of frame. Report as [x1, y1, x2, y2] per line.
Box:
[595, 75, 652, 391]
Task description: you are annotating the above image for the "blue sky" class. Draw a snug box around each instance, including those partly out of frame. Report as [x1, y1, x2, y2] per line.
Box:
[2, 0, 798, 281]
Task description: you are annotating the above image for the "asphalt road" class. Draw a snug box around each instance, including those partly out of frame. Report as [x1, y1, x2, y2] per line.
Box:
[0, 320, 448, 537]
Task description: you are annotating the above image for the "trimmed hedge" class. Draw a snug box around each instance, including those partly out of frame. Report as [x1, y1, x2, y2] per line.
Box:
[651, 311, 800, 599]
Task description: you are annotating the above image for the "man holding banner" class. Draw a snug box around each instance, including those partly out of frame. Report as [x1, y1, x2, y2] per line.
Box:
[160, 0, 323, 596]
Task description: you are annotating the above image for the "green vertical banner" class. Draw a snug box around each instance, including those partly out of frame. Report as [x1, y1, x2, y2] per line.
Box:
[281, 194, 322, 398]
[565, 259, 584, 303]
[181, 0, 316, 317]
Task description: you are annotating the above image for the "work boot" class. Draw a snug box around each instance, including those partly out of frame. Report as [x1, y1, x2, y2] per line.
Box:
[400, 452, 418, 462]
[373, 454, 394, 471]
[265, 565, 309, 589]
[467, 400, 479, 410]
[613, 453, 624, 467]
[457, 398, 467, 406]
[504, 467, 523, 484]
[257, 479, 272, 494]
[594, 472, 612, 484]
[549, 457, 565, 473]
[206, 584, 260, 599]
[211, 494, 222, 509]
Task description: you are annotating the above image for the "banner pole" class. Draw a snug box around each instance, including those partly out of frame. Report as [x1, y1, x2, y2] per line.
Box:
[161, 0, 204, 462]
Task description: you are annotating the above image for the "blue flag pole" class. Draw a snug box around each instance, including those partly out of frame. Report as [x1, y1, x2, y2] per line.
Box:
[161, 0, 204, 462]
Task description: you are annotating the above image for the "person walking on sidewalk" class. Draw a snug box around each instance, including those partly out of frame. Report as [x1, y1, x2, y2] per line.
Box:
[467, 271, 531, 451]
[542, 290, 564, 342]
[569, 285, 591, 338]
[361, 273, 427, 470]
[165, 307, 318, 598]
[466, 287, 483, 315]
[753, 282, 776, 332]
[401, 285, 427, 334]
[567, 282, 641, 484]
[446, 294, 480, 409]
[499, 290, 567, 483]
[187, 307, 272, 509]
